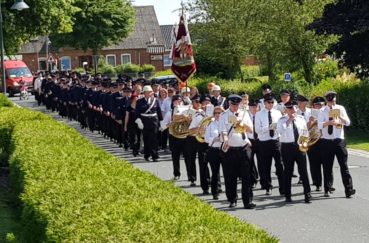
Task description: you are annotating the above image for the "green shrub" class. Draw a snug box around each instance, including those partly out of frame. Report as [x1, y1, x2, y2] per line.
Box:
[0, 107, 277, 242]
[312, 59, 339, 83]
[153, 69, 174, 77]
[140, 64, 155, 73]
[0, 94, 13, 108]
[72, 67, 86, 74]
[241, 65, 261, 79]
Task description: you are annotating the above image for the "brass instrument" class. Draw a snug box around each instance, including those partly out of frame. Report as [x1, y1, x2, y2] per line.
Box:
[195, 116, 214, 143]
[228, 111, 248, 133]
[169, 105, 192, 139]
[298, 120, 321, 153]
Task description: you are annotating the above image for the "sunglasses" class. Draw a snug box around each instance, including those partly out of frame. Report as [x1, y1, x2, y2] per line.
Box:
[266, 101, 274, 104]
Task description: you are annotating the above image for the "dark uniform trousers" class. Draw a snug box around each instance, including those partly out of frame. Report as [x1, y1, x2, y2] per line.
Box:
[169, 135, 186, 177]
[205, 147, 222, 196]
[281, 143, 311, 197]
[223, 146, 253, 205]
[249, 139, 261, 186]
[128, 124, 141, 155]
[185, 136, 210, 189]
[142, 127, 159, 160]
[258, 139, 284, 193]
[320, 138, 353, 193]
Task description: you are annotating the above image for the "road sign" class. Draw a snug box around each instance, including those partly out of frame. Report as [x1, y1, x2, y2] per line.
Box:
[284, 72, 292, 82]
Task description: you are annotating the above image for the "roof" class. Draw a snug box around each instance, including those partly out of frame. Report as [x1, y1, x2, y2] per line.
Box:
[160, 25, 174, 50]
[19, 6, 165, 54]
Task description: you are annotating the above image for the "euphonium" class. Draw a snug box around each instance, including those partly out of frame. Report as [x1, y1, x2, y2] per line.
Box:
[169, 115, 191, 139]
[195, 116, 214, 143]
[298, 121, 321, 152]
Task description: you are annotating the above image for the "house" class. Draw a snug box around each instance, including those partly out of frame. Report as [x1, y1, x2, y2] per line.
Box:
[18, 6, 167, 73]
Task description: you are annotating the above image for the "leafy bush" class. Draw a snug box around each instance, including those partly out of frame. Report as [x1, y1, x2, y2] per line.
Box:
[0, 106, 277, 242]
[72, 67, 86, 74]
[312, 59, 339, 83]
[153, 69, 174, 77]
[140, 64, 155, 73]
[0, 94, 13, 108]
[241, 65, 261, 79]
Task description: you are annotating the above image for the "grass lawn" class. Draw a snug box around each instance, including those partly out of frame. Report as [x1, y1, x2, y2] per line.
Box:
[346, 129, 369, 152]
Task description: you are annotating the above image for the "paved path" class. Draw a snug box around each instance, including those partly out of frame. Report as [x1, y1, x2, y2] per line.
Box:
[11, 96, 369, 243]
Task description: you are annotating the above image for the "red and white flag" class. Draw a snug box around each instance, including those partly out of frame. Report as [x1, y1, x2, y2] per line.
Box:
[170, 13, 196, 83]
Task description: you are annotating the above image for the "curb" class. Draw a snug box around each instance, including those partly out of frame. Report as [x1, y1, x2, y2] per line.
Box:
[348, 148, 369, 159]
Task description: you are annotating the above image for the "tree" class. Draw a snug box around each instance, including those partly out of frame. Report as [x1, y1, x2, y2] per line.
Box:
[2, 0, 78, 54]
[50, 0, 135, 55]
[311, 0, 369, 78]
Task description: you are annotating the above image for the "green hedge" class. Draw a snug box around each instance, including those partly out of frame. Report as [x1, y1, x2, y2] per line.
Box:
[0, 106, 276, 242]
[0, 94, 13, 108]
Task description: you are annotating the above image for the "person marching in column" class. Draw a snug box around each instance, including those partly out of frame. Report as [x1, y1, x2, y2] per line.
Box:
[277, 101, 312, 203]
[204, 106, 224, 200]
[255, 93, 285, 195]
[125, 93, 141, 157]
[276, 89, 291, 114]
[318, 91, 356, 198]
[307, 96, 330, 192]
[247, 99, 262, 188]
[161, 94, 186, 180]
[135, 85, 163, 162]
[219, 94, 255, 209]
[210, 85, 227, 110]
[258, 84, 278, 110]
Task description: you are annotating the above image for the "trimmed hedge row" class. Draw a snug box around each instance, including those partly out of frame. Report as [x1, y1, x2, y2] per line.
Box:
[0, 106, 277, 242]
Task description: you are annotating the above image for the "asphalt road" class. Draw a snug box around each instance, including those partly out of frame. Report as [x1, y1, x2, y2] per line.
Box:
[10, 96, 369, 243]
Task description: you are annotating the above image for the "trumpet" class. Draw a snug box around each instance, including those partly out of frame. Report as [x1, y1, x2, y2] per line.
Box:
[329, 109, 343, 129]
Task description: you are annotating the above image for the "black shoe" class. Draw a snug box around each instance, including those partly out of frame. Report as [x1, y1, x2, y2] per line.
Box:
[297, 179, 303, 184]
[213, 195, 219, 200]
[229, 202, 237, 208]
[266, 189, 272, 195]
[244, 202, 256, 209]
[173, 176, 180, 181]
[315, 186, 322, 192]
[292, 174, 298, 178]
[133, 151, 138, 157]
[218, 188, 223, 193]
[144, 157, 150, 162]
[329, 187, 336, 192]
[203, 190, 210, 195]
[190, 182, 196, 187]
[152, 158, 158, 162]
[305, 193, 312, 203]
[285, 196, 292, 202]
[324, 191, 330, 197]
[345, 189, 356, 198]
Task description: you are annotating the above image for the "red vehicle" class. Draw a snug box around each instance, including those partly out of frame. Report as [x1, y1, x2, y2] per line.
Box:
[0, 60, 33, 97]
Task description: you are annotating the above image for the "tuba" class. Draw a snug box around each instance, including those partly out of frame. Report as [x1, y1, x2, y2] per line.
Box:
[298, 120, 321, 153]
[195, 116, 214, 143]
[169, 105, 192, 139]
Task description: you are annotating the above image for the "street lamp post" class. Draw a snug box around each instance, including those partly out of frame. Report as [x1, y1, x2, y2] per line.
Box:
[1, 0, 29, 95]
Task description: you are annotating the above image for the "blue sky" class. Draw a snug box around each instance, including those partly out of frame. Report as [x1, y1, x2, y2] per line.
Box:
[133, 0, 186, 25]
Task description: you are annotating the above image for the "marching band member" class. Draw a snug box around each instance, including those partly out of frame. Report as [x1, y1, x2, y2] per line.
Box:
[161, 94, 186, 180]
[219, 94, 255, 209]
[180, 87, 192, 105]
[296, 95, 311, 122]
[259, 84, 277, 110]
[210, 85, 227, 109]
[307, 96, 326, 191]
[277, 101, 312, 203]
[135, 85, 163, 162]
[276, 89, 291, 114]
[247, 99, 261, 187]
[204, 106, 224, 200]
[255, 93, 284, 195]
[240, 93, 249, 111]
[125, 94, 141, 157]
[318, 91, 356, 198]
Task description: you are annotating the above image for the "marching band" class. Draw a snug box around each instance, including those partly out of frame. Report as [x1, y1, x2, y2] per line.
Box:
[35, 71, 356, 209]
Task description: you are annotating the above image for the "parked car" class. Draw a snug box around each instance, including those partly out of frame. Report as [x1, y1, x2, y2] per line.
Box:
[0, 60, 33, 97]
[150, 75, 178, 86]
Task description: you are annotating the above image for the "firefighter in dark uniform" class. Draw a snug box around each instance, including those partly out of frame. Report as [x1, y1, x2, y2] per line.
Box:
[219, 94, 255, 209]
[277, 101, 312, 203]
[135, 85, 163, 162]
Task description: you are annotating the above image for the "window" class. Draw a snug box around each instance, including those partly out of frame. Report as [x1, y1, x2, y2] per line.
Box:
[163, 54, 172, 67]
[38, 58, 47, 71]
[121, 54, 131, 65]
[106, 54, 116, 67]
[60, 56, 71, 71]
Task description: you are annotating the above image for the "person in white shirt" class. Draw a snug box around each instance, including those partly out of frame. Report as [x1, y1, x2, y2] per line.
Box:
[318, 91, 356, 198]
[219, 94, 255, 209]
[276, 89, 291, 114]
[259, 84, 278, 110]
[277, 101, 312, 203]
[296, 95, 312, 122]
[247, 99, 261, 188]
[210, 85, 227, 109]
[255, 93, 284, 195]
[33, 72, 43, 105]
[204, 106, 224, 200]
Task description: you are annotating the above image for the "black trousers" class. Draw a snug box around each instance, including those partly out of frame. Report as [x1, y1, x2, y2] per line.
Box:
[142, 128, 159, 160]
[258, 140, 284, 193]
[250, 139, 261, 185]
[320, 139, 353, 193]
[206, 147, 223, 196]
[223, 146, 253, 205]
[128, 124, 141, 155]
[169, 135, 186, 177]
[281, 143, 311, 197]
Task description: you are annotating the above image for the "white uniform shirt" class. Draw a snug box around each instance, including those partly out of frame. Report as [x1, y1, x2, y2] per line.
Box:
[247, 112, 257, 140]
[189, 109, 205, 129]
[255, 108, 282, 141]
[219, 109, 253, 147]
[297, 107, 312, 123]
[204, 119, 221, 148]
[34, 77, 43, 93]
[318, 104, 350, 139]
[161, 97, 172, 116]
[277, 115, 308, 143]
